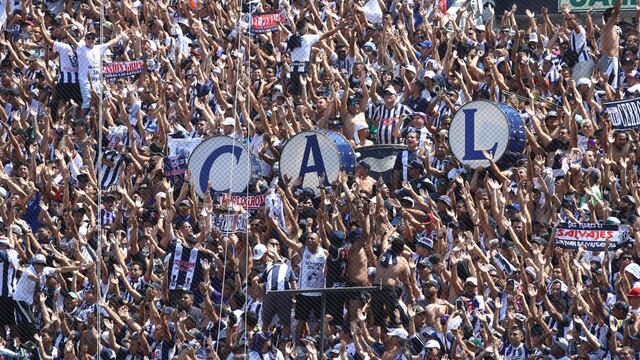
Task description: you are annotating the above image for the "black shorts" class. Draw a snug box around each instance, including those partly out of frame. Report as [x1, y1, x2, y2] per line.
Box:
[371, 285, 400, 327]
[263, 293, 292, 327]
[344, 282, 369, 302]
[294, 295, 322, 322]
[55, 82, 82, 103]
[0, 296, 15, 327]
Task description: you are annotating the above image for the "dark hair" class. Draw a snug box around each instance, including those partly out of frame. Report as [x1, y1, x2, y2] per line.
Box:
[603, 7, 614, 22]
[391, 238, 405, 254]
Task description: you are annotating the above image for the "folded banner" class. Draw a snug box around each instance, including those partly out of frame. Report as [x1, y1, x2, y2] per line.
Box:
[103, 60, 145, 79]
[604, 98, 640, 130]
[213, 213, 248, 234]
[250, 10, 285, 34]
[555, 223, 620, 251]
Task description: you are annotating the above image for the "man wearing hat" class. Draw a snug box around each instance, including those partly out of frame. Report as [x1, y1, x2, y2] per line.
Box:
[371, 85, 413, 145]
[13, 254, 90, 342]
[76, 29, 129, 116]
[0, 236, 18, 329]
[221, 116, 243, 141]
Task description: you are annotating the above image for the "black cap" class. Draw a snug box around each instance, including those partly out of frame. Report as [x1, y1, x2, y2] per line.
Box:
[357, 160, 371, 170]
[409, 159, 425, 171]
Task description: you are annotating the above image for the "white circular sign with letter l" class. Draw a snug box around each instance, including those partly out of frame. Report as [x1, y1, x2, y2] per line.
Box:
[448, 100, 526, 169]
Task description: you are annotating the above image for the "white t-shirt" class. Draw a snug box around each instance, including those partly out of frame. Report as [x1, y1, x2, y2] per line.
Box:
[13, 265, 56, 305]
[290, 34, 320, 63]
[77, 41, 107, 80]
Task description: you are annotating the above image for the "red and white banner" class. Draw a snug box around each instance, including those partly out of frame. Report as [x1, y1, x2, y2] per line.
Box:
[250, 11, 285, 34]
[103, 60, 145, 79]
[555, 223, 625, 251]
[215, 193, 267, 210]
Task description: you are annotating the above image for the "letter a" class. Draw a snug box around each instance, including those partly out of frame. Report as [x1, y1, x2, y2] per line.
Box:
[299, 134, 329, 186]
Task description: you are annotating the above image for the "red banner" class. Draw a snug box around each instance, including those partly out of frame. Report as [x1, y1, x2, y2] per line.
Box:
[103, 60, 145, 79]
[250, 11, 285, 34]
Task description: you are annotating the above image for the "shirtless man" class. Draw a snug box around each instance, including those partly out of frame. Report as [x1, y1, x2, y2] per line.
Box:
[354, 161, 376, 196]
[372, 238, 416, 327]
[600, 0, 622, 87]
[346, 228, 370, 322]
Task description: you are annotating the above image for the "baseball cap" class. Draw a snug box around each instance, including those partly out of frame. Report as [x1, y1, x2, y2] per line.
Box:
[387, 328, 409, 340]
[357, 160, 371, 170]
[528, 33, 539, 43]
[435, 195, 452, 208]
[425, 339, 441, 349]
[417, 40, 433, 49]
[253, 244, 267, 260]
[475, 24, 486, 32]
[546, 111, 558, 118]
[364, 42, 377, 52]
[465, 277, 478, 286]
[628, 288, 640, 298]
[577, 77, 592, 87]
[32, 253, 47, 265]
[222, 117, 235, 126]
[416, 237, 434, 250]
[409, 159, 425, 171]
[624, 263, 640, 279]
[405, 64, 417, 74]
[383, 86, 397, 95]
[423, 70, 436, 79]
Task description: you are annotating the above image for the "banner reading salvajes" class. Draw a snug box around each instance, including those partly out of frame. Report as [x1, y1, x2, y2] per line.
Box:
[558, 0, 637, 12]
[250, 10, 285, 34]
[555, 223, 621, 251]
[604, 98, 640, 130]
[215, 192, 267, 210]
[103, 60, 145, 79]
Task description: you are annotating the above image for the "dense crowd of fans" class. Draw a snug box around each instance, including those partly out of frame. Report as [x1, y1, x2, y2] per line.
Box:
[0, 0, 639, 359]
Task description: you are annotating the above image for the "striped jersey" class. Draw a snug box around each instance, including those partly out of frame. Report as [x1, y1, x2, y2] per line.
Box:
[96, 150, 126, 189]
[394, 149, 419, 182]
[53, 41, 78, 83]
[262, 262, 297, 293]
[0, 249, 19, 297]
[501, 342, 530, 360]
[167, 244, 206, 293]
[372, 102, 413, 145]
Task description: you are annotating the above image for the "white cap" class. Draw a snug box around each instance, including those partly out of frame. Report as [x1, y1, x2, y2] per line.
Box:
[32, 253, 47, 265]
[386, 328, 409, 340]
[475, 24, 486, 32]
[425, 339, 441, 349]
[625, 262, 640, 279]
[405, 64, 417, 74]
[383, 86, 397, 95]
[423, 70, 436, 79]
[253, 244, 268, 260]
[528, 33, 539, 43]
[222, 117, 235, 126]
[577, 77, 592, 87]
[465, 276, 478, 286]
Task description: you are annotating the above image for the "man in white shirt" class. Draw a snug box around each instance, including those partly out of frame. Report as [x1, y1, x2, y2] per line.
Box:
[77, 31, 128, 115]
[13, 254, 89, 342]
[288, 18, 351, 94]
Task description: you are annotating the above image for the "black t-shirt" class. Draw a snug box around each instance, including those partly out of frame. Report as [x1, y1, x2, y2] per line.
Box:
[327, 244, 349, 287]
